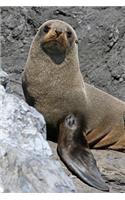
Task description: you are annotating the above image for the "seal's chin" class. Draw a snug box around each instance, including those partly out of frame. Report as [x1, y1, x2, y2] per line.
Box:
[41, 41, 66, 65]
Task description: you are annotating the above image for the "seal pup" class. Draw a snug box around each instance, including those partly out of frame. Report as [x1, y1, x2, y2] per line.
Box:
[22, 19, 125, 191]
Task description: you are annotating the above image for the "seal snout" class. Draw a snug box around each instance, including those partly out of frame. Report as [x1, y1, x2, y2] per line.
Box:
[55, 29, 63, 37]
[42, 27, 68, 50]
[40, 24, 70, 64]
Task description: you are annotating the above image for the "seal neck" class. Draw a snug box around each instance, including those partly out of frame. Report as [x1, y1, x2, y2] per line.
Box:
[29, 35, 80, 73]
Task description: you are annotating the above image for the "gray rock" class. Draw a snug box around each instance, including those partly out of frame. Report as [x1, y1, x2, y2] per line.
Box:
[0, 85, 76, 193]
[93, 150, 125, 193]
[119, 77, 124, 83]
[0, 68, 9, 88]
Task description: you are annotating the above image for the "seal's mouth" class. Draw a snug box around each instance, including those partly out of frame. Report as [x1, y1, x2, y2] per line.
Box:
[42, 40, 66, 55]
[41, 40, 66, 65]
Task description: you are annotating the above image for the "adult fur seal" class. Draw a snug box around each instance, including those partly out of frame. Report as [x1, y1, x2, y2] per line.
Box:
[22, 19, 125, 191]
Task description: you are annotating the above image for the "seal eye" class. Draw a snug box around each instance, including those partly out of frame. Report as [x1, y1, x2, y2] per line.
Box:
[75, 40, 78, 44]
[43, 25, 50, 33]
[67, 31, 72, 38]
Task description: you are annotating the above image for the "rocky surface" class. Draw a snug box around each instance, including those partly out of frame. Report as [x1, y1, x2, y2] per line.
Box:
[0, 68, 9, 87]
[0, 7, 125, 193]
[0, 84, 75, 193]
[49, 141, 125, 193]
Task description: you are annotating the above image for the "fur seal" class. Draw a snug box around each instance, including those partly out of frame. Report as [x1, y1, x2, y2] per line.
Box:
[22, 19, 125, 191]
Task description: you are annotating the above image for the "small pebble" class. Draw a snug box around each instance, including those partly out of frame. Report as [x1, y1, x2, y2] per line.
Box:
[119, 78, 123, 83]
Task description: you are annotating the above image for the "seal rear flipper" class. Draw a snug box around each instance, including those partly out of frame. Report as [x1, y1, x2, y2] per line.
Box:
[57, 114, 109, 191]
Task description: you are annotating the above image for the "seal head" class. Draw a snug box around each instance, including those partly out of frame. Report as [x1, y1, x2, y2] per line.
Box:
[39, 20, 78, 64]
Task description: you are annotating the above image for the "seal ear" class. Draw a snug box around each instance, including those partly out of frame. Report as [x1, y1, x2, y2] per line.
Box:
[57, 114, 109, 191]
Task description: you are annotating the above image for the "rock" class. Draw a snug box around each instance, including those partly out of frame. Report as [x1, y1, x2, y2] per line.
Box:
[119, 77, 124, 83]
[93, 150, 125, 193]
[122, 74, 125, 80]
[0, 85, 76, 193]
[0, 68, 9, 88]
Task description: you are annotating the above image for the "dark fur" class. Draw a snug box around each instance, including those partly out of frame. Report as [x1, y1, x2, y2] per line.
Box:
[22, 77, 36, 107]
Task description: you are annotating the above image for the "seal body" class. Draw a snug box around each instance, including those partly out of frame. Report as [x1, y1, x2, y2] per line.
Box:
[85, 84, 125, 149]
[22, 20, 88, 132]
[22, 19, 125, 191]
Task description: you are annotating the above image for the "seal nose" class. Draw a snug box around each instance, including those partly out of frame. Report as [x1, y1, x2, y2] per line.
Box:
[55, 30, 62, 37]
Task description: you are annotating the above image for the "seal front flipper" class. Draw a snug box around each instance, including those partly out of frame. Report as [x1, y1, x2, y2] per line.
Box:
[57, 114, 109, 191]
